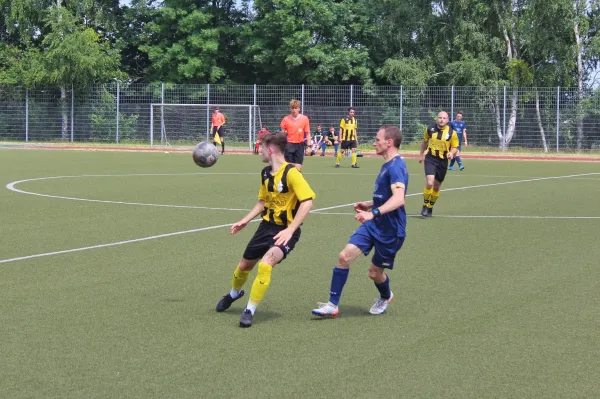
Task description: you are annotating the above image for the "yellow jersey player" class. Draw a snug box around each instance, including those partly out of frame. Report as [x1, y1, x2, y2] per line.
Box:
[336, 107, 359, 168]
[418, 111, 459, 217]
[216, 132, 316, 327]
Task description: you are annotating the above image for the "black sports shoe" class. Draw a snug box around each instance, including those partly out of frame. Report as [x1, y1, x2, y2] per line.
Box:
[216, 290, 244, 312]
[426, 207, 433, 217]
[351, 164, 359, 168]
[421, 206, 429, 217]
[239, 309, 253, 328]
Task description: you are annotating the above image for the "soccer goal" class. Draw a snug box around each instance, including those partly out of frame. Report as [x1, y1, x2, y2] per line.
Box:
[150, 104, 262, 148]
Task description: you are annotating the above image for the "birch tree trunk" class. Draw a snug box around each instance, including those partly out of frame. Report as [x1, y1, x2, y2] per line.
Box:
[535, 88, 549, 153]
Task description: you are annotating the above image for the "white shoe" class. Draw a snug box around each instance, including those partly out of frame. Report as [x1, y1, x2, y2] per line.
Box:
[312, 301, 339, 317]
[369, 292, 394, 315]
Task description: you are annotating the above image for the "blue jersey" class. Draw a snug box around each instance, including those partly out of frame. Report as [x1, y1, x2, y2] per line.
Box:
[367, 155, 409, 237]
[449, 121, 466, 144]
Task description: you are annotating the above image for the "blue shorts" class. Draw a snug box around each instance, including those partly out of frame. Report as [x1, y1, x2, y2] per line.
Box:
[348, 224, 405, 269]
[457, 144, 462, 151]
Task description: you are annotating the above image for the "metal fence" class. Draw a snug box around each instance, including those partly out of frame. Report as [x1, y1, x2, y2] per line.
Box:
[1, 84, 600, 151]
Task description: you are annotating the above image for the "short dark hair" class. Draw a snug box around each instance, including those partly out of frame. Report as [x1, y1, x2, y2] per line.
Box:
[457, 111, 464, 116]
[348, 107, 355, 112]
[262, 132, 288, 153]
[380, 125, 402, 148]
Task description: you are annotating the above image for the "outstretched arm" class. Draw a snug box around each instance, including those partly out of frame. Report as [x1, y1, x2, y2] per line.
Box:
[231, 201, 265, 234]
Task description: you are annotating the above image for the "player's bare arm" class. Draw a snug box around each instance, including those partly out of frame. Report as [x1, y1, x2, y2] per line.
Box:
[463, 130, 468, 146]
[447, 147, 458, 160]
[418, 140, 428, 163]
[231, 200, 265, 234]
[355, 186, 405, 224]
[353, 200, 373, 212]
[273, 199, 313, 246]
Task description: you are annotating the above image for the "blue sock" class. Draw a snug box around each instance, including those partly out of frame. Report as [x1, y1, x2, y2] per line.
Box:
[449, 158, 456, 167]
[374, 274, 391, 300]
[456, 156, 462, 166]
[328, 267, 349, 305]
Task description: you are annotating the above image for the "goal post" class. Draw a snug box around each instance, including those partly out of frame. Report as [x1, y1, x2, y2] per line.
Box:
[150, 104, 262, 148]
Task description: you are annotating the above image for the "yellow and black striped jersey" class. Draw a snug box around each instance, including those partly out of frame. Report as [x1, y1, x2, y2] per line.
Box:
[339, 116, 357, 141]
[424, 124, 459, 159]
[258, 163, 316, 226]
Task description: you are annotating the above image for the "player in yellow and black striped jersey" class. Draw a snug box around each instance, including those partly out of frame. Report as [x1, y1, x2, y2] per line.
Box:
[336, 107, 359, 168]
[418, 111, 459, 217]
[215, 132, 315, 327]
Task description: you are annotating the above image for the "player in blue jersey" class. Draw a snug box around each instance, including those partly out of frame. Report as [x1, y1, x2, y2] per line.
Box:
[448, 111, 468, 170]
[312, 125, 408, 317]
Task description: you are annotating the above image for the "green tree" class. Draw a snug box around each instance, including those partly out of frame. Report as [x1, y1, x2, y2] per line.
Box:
[239, 0, 372, 84]
[140, 0, 248, 83]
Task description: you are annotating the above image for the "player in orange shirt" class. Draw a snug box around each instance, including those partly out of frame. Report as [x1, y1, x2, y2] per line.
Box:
[280, 99, 311, 171]
[210, 107, 226, 154]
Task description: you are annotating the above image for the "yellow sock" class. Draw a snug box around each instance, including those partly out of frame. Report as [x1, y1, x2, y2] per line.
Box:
[430, 190, 440, 208]
[248, 262, 273, 307]
[232, 265, 250, 291]
[336, 151, 342, 164]
[423, 186, 433, 208]
[351, 151, 357, 165]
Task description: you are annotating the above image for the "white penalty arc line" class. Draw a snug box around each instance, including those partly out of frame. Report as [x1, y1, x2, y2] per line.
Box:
[307, 171, 600, 213]
[1, 171, 599, 264]
[311, 212, 600, 219]
[7, 171, 588, 211]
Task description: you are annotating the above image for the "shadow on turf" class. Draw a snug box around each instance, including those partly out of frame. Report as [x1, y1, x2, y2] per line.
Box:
[212, 308, 282, 324]
[312, 305, 373, 319]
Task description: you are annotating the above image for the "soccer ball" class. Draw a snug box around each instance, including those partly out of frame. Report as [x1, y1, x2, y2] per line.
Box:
[192, 142, 219, 168]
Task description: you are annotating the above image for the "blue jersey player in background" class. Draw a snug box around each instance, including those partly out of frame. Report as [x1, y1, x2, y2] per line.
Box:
[448, 111, 469, 170]
[312, 125, 408, 317]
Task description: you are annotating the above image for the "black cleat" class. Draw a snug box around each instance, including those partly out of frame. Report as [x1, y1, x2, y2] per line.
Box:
[421, 206, 429, 217]
[335, 164, 340, 168]
[239, 309, 253, 328]
[426, 207, 433, 217]
[216, 290, 244, 312]
[351, 164, 360, 168]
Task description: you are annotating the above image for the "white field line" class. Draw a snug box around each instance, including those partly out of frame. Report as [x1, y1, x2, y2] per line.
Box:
[310, 172, 600, 213]
[1, 171, 599, 264]
[313, 212, 600, 219]
[6, 172, 576, 211]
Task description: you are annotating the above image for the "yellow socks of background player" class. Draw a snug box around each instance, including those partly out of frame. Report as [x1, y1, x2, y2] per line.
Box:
[351, 151, 357, 165]
[336, 150, 343, 165]
[423, 186, 433, 208]
[430, 190, 440, 208]
[247, 262, 273, 314]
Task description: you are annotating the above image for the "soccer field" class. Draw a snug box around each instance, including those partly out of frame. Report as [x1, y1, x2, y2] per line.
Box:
[1, 149, 599, 398]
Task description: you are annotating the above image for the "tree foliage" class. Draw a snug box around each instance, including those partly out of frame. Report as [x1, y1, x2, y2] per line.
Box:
[2, 0, 600, 86]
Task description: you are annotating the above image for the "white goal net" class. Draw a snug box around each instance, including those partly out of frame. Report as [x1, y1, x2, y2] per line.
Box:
[150, 104, 262, 148]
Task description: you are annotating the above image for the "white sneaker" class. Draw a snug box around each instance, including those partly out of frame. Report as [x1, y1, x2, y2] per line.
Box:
[312, 301, 339, 317]
[369, 292, 394, 315]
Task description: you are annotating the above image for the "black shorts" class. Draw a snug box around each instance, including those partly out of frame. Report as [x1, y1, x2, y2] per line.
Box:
[211, 126, 224, 137]
[284, 142, 305, 165]
[242, 221, 301, 261]
[341, 140, 357, 150]
[424, 154, 449, 183]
